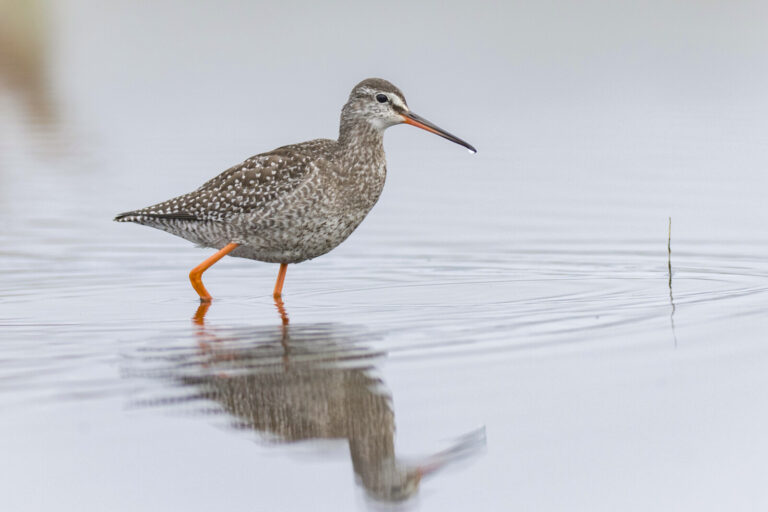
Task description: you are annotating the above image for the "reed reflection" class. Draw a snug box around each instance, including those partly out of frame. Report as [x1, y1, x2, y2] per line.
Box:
[158, 302, 485, 503]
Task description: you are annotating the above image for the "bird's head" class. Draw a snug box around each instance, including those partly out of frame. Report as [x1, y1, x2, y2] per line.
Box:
[341, 78, 476, 153]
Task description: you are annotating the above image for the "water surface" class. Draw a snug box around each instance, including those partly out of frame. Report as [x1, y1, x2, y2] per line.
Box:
[2, 2, 768, 511]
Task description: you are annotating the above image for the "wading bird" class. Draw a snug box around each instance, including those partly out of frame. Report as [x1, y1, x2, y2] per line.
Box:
[115, 78, 476, 302]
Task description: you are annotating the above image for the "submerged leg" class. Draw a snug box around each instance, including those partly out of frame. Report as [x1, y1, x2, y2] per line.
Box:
[273, 263, 288, 299]
[193, 302, 211, 325]
[189, 242, 239, 303]
[275, 295, 290, 326]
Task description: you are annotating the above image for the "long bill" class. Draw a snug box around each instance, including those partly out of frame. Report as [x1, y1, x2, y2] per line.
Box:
[400, 112, 477, 154]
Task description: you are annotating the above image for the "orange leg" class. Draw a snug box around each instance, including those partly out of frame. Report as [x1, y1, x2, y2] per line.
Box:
[273, 263, 288, 299]
[274, 294, 290, 326]
[189, 242, 239, 303]
[193, 301, 211, 325]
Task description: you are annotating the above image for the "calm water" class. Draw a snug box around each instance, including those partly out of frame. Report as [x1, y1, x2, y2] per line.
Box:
[2, 2, 768, 511]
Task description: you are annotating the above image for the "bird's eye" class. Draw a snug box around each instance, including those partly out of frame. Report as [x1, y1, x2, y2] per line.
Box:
[376, 94, 388, 103]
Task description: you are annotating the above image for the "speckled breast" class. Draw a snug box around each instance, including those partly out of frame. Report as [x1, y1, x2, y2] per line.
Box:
[225, 164, 387, 263]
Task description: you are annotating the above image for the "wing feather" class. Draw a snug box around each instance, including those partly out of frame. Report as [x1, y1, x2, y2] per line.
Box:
[115, 139, 335, 223]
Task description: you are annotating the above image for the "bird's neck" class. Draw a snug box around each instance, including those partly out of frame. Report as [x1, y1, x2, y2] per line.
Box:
[335, 115, 388, 208]
[337, 117, 385, 161]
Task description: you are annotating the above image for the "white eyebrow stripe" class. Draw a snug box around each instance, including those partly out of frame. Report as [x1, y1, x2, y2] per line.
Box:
[390, 94, 408, 111]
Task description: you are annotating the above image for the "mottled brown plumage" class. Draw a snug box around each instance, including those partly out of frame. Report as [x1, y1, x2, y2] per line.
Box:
[115, 78, 475, 299]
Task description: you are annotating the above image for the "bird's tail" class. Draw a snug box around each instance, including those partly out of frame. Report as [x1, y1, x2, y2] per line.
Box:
[114, 211, 137, 222]
[114, 210, 198, 222]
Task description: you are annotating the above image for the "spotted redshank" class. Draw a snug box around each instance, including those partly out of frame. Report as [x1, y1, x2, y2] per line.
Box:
[115, 78, 476, 303]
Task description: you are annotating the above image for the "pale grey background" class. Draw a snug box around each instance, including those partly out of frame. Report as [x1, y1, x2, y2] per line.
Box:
[2, 1, 768, 511]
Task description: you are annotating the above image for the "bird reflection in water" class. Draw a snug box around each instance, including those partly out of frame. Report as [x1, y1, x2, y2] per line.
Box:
[159, 300, 486, 503]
